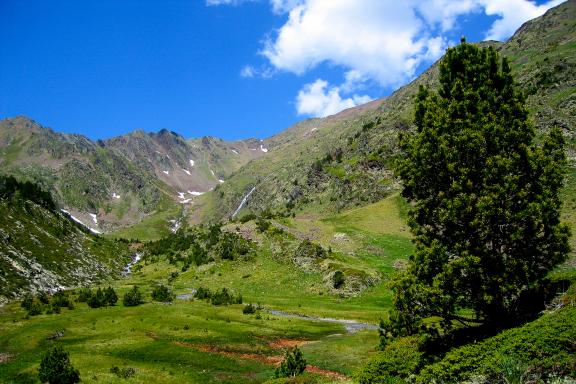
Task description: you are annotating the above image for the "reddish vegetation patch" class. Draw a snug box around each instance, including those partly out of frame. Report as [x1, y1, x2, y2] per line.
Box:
[306, 365, 348, 381]
[0, 353, 11, 364]
[174, 341, 348, 380]
[268, 339, 312, 349]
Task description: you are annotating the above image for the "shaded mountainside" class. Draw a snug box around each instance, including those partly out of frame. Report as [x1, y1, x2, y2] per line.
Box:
[0, 176, 131, 304]
[202, 0, 575, 222]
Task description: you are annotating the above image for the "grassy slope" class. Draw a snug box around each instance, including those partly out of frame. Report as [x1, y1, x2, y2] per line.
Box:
[0, 193, 414, 383]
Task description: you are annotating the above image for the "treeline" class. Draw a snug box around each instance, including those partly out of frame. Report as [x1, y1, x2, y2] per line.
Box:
[0, 175, 56, 211]
[144, 224, 253, 271]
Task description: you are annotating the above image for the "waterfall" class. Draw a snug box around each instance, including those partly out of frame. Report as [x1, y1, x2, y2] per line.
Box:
[232, 186, 256, 218]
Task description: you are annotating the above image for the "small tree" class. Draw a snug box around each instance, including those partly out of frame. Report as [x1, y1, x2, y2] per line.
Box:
[21, 294, 34, 311]
[38, 346, 80, 384]
[104, 286, 118, 306]
[389, 39, 570, 340]
[151, 284, 174, 302]
[274, 347, 307, 378]
[123, 286, 144, 307]
[87, 288, 105, 308]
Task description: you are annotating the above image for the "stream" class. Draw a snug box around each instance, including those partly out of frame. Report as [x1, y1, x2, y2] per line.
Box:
[267, 309, 379, 333]
[122, 252, 142, 276]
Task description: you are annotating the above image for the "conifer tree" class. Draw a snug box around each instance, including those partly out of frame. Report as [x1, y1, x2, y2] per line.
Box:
[388, 40, 570, 339]
[38, 346, 80, 384]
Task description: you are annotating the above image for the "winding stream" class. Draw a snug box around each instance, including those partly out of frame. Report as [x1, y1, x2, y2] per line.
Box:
[267, 309, 379, 333]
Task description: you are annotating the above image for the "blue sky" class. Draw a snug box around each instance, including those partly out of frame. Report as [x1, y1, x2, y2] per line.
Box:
[0, 0, 563, 141]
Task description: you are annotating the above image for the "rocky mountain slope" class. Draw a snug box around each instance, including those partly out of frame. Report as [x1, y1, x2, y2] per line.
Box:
[0, 175, 131, 304]
[202, 0, 575, 222]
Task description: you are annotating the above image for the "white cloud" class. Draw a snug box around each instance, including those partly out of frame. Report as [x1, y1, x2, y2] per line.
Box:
[479, 0, 564, 41]
[296, 79, 372, 118]
[261, 0, 446, 88]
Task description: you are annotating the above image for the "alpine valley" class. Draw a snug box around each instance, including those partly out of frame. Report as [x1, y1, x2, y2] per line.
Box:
[0, 1, 575, 383]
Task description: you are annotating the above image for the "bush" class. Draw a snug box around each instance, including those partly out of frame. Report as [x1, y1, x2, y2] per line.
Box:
[274, 347, 307, 378]
[87, 288, 106, 308]
[151, 284, 174, 302]
[110, 366, 136, 379]
[123, 286, 144, 307]
[38, 346, 80, 384]
[194, 287, 211, 300]
[256, 218, 270, 233]
[243, 303, 256, 314]
[75, 288, 91, 303]
[37, 291, 50, 304]
[21, 294, 34, 311]
[415, 306, 576, 383]
[194, 287, 242, 306]
[355, 336, 423, 384]
[28, 302, 43, 316]
[295, 240, 326, 259]
[51, 291, 70, 308]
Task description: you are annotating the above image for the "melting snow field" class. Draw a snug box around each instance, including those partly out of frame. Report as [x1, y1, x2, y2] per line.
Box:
[60, 210, 101, 234]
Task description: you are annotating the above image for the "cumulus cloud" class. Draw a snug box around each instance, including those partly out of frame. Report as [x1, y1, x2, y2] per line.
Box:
[262, 0, 441, 88]
[296, 79, 372, 118]
[479, 0, 564, 41]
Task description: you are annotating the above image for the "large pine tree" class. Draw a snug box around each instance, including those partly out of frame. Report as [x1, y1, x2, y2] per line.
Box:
[388, 40, 570, 338]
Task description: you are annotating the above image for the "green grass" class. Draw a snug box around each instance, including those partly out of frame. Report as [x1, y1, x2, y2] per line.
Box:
[108, 196, 181, 242]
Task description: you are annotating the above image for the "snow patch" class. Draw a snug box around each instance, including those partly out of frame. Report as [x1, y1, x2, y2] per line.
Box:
[311, 127, 318, 132]
[210, 169, 215, 176]
[180, 199, 192, 204]
[250, 148, 257, 151]
[89, 213, 98, 224]
[188, 191, 204, 196]
[177, 192, 186, 200]
[189, 159, 195, 167]
[231, 149, 239, 155]
[260, 145, 268, 153]
[60, 210, 101, 234]
[182, 168, 191, 176]
[163, 170, 170, 175]
[218, 179, 225, 183]
[112, 192, 121, 199]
